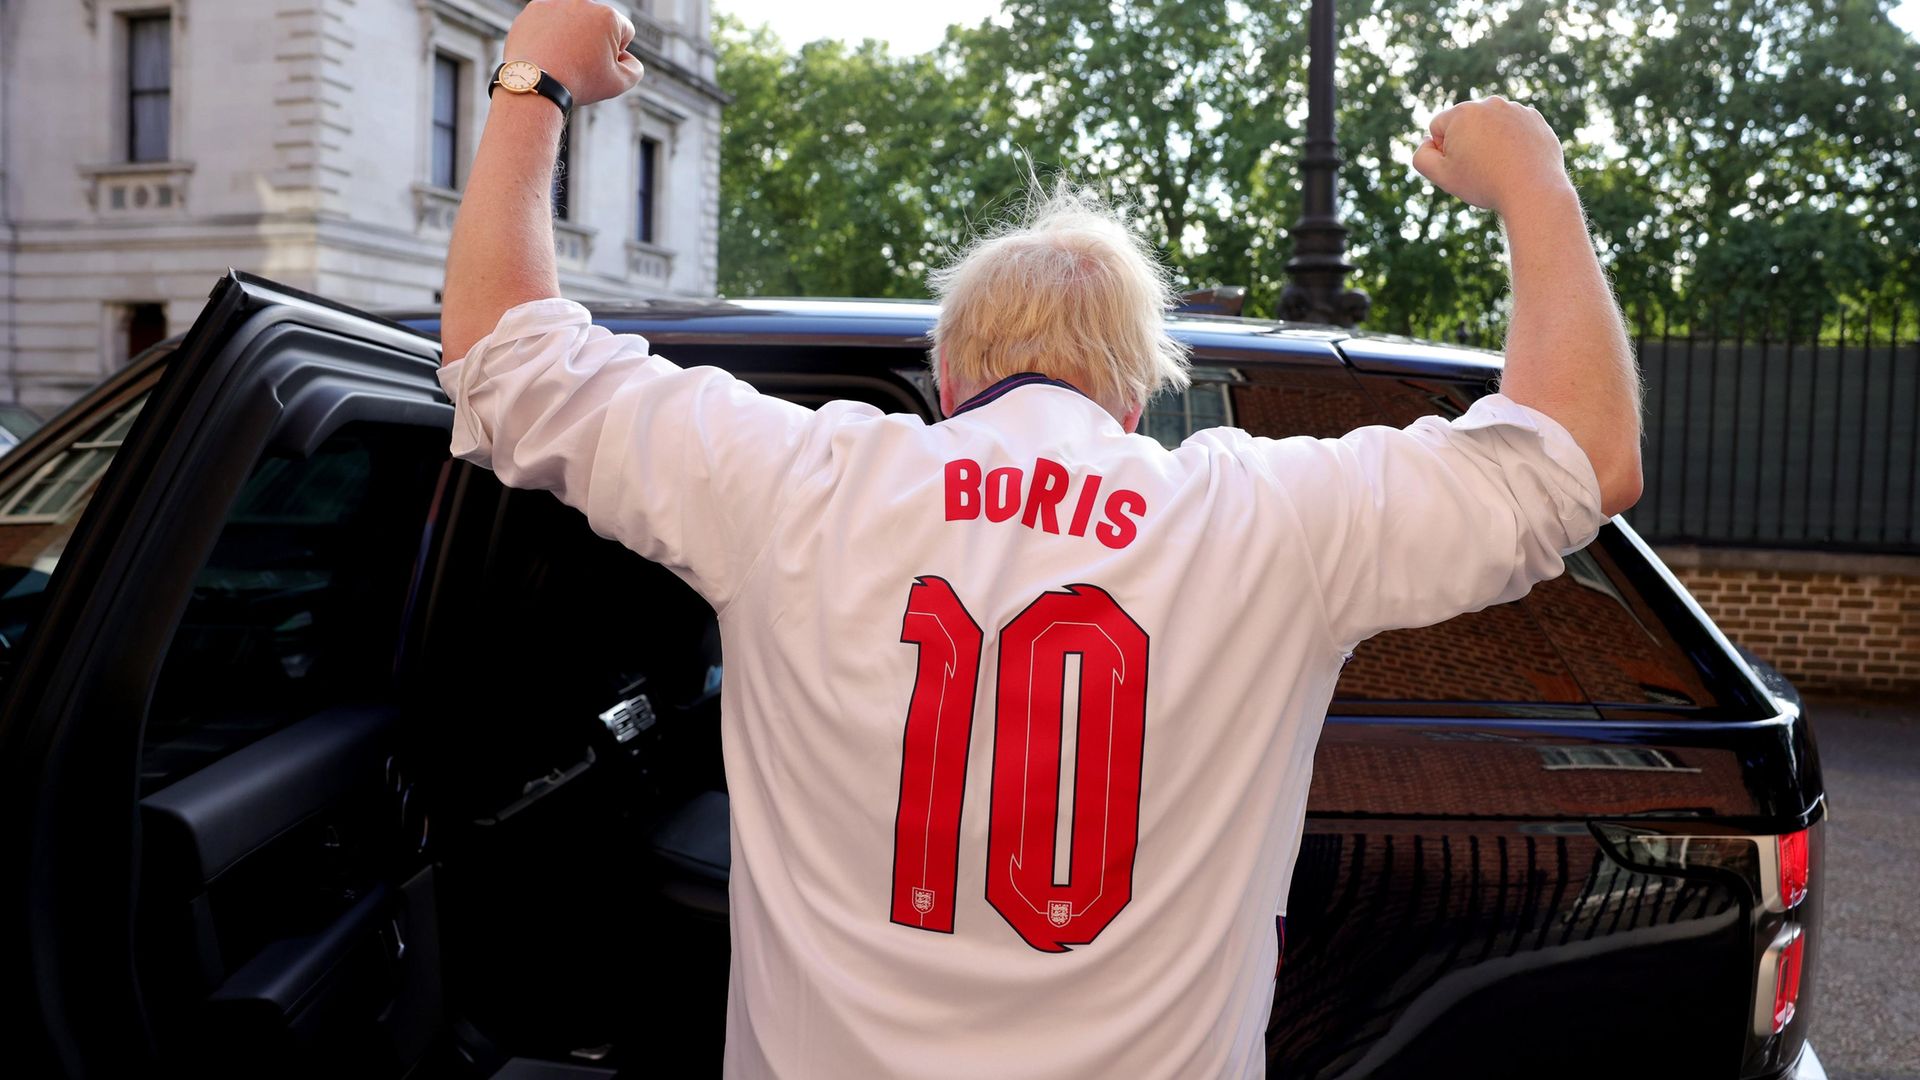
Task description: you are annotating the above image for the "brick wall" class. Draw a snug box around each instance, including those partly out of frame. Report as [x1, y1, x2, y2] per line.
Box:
[1657, 546, 1920, 696]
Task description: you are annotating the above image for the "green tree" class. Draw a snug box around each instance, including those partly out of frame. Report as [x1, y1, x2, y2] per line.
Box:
[1585, 0, 1920, 336]
[716, 0, 1920, 340]
[940, 0, 1310, 314]
[716, 18, 977, 297]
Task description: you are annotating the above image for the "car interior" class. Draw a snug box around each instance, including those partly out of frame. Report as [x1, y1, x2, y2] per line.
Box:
[126, 356, 937, 1079]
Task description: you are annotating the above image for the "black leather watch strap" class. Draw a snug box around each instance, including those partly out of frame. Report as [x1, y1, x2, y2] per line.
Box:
[489, 62, 574, 121]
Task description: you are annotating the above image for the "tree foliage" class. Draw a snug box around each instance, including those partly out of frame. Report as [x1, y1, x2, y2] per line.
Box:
[716, 1, 1920, 338]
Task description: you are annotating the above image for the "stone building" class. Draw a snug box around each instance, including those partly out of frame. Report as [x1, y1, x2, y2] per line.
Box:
[0, 0, 724, 414]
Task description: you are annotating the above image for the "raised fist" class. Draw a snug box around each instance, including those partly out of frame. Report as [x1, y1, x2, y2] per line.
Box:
[504, 0, 645, 108]
[1412, 96, 1572, 216]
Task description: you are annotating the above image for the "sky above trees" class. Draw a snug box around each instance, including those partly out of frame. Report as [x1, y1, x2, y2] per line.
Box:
[717, 0, 1920, 54]
[717, 0, 1005, 55]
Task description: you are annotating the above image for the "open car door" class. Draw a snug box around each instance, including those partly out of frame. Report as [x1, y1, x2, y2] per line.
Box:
[2, 273, 453, 1078]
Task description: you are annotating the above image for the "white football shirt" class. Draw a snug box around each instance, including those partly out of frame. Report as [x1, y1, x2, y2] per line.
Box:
[438, 298, 1607, 1079]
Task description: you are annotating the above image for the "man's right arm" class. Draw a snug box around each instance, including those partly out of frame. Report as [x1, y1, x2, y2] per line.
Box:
[441, 0, 644, 363]
[432, 0, 836, 609]
[1412, 97, 1643, 516]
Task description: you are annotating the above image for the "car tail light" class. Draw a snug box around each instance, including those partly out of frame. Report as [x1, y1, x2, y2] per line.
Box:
[1776, 829, 1809, 909]
[1766, 926, 1797, 1022]
[1749, 918, 1809, 1038]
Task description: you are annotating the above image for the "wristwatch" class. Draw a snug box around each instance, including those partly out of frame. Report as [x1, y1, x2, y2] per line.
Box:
[489, 60, 573, 120]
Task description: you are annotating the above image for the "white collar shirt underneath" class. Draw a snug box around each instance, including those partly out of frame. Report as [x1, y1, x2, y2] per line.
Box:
[437, 297, 1608, 1079]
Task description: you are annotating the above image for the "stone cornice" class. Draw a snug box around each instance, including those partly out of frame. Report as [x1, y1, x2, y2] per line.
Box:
[414, 0, 514, 38]
[630, 43, 730, 107]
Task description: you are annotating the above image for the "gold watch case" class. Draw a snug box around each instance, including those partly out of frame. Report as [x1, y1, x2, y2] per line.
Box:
[495, 60, 542, 94]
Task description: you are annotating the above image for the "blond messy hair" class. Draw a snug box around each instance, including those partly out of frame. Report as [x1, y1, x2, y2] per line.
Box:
[928, 180, 1192, 414]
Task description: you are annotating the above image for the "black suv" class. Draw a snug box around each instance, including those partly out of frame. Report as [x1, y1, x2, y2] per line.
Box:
[3, 274, 1825, 1079]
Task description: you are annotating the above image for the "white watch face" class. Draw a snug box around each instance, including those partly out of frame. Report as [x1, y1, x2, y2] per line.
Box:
[498, 60, 541, 93]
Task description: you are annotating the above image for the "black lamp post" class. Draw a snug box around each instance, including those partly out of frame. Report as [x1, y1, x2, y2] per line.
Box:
[1277, 0, 1370, 327]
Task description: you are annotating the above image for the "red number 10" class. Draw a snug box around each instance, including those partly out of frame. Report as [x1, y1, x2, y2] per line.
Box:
[890, 577, 1149, 953]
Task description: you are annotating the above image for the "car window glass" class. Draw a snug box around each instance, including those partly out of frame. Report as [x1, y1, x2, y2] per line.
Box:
[1525, 544, 1720, 707]
[0, 404, 45, 441]
[0, 381, 155, 670]
[1211, 364, 1592, 706]
[1344, 372, 1720, 709]
[1335, 601, 1590, 703]
[1227, 363, 1380, 440]
[139, 422, 445, 793]
[1142, 373, 1235, 448]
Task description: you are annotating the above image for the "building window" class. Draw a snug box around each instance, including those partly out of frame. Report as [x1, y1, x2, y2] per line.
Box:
[552, 127, 572, 220]
[127, 14, 172, 163]
[431, 53, 461, 190]
[637, 136, 659, 243]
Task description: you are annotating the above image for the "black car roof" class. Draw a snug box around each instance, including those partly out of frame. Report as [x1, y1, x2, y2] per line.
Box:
[385, 296, 1506, 379]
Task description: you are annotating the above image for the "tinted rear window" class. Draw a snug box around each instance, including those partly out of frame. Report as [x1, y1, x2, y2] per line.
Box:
[1182, 360, 1728, 712]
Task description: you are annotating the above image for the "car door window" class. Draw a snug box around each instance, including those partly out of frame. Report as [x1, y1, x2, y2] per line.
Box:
[0, 379, 156, 669]
[1142, 373, 1236, 448]
[139, 421, 445, 793]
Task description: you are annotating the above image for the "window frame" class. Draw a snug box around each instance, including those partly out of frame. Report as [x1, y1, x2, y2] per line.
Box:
[124, 11, 172, 163]
[430, 51, 463, 191]
[636, 135, 659, 244]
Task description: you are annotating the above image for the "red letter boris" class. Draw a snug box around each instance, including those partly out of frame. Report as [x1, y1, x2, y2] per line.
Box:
[1095, 489, 1146, 549]
[1067, 473, 1104, 537]
[945, 459, 983, 521]
[1021, 458, 1071, 534]
[984, 467, 1025, 523]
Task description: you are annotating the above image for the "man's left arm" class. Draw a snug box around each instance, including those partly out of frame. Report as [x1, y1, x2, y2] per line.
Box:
[441, 0, 644, 364]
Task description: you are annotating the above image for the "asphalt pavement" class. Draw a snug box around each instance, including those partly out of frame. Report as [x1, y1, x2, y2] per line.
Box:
[1805, 694, 1920, 1080]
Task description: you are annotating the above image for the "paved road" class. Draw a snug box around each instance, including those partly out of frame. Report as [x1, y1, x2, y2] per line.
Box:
[1806, 695, 1920, 1080]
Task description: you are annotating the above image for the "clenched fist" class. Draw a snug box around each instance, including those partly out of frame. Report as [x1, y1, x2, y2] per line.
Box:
[1412, 96, 1573, 216]
[504, 0, 645, 108]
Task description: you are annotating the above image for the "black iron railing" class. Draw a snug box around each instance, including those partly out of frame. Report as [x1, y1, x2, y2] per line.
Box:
[1428, 305, 1920, 555]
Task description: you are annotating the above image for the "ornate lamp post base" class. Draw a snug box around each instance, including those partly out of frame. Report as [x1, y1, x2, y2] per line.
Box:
[1278, 239, 1371, 326]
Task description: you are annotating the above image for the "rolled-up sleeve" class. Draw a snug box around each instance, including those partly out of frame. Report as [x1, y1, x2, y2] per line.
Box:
[437, 297, 858, 607]
[1246, 392, 1609, 651]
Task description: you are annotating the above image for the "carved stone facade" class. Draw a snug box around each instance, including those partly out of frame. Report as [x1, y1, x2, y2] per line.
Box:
[0, 0, 724, 412]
